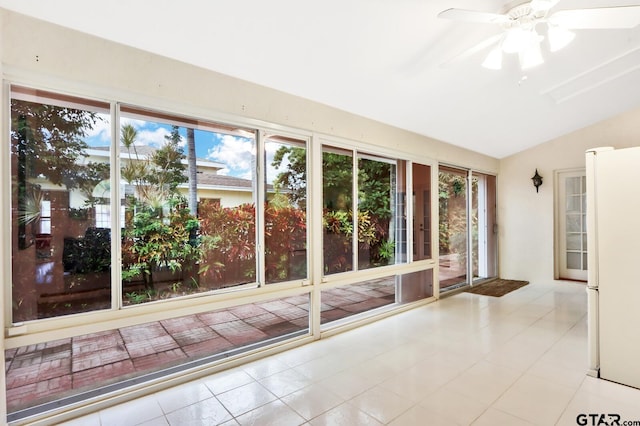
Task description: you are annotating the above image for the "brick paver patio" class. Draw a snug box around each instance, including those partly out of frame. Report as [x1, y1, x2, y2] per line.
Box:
[5, 278, 395, 416]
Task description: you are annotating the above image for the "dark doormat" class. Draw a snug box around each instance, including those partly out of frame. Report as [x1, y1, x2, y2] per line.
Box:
[465, 279, 529, 297]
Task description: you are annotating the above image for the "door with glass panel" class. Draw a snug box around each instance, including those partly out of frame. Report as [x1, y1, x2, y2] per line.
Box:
[438, 167, 497, 291]
[557, 170, 588, 281]
[438, 167, 468, 289]
[413, 163, 432, 261]
[471, 172, 497, 282]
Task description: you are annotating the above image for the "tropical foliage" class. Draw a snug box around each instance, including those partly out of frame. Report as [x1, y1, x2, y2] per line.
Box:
[11, 99, 109, 249]
[11, 99, 109, 191]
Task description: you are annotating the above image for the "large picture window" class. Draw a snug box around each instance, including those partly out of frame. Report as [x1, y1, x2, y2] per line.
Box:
[10, 87, 112, 322]
[8, 88, 314, 321]
[5, 84, 448, 422]
[119, 106, 259, 304]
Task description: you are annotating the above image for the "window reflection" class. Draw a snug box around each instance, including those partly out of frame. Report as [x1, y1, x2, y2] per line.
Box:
[10, 86, 112, 321]
[322, 147, 354, 274]
[119, 106, 258, 303]
[265, 136, 308, 284]
[322, 147, 406, 275]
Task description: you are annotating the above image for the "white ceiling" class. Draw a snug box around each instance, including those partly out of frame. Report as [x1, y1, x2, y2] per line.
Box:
[1, 0, 640, 158]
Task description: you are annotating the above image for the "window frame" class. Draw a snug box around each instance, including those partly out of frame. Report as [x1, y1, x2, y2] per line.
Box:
[319, 136, 438, 288]
[3, 80, 441, 361]
[4, 84, 314, 342]
[1, 77, 460, 421]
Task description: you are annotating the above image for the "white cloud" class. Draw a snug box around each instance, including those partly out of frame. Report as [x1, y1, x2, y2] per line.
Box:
[206, 134, 255, 180]
[85, 116, 189, 150]
[85, 113, 112, 146]
[136, 127, 172, 148]
[120, 117, 147, 131]
[119, 118, 184, 148]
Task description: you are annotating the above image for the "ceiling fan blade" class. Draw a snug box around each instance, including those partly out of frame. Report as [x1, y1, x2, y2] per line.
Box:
[549, 6, 640, 29]
[440, 33, 503, 67]
[438, 8, 510, 24]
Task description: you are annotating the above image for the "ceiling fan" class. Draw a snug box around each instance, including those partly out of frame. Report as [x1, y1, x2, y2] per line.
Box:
[438, 0, 640, 70]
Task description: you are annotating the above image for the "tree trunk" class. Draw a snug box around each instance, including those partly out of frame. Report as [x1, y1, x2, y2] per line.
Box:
[186, 128, 198, 216]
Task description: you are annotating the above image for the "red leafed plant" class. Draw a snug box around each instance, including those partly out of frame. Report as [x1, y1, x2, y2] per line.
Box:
[197, 200, 307, 287]
[264, 203, 307, 283]
[198, 201, 256, 288]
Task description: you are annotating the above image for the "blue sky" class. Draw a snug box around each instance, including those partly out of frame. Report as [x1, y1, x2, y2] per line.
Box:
[86, 114, 287, 182]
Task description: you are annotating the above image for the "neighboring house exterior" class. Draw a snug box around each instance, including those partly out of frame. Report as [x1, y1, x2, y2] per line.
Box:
[70, 146, 270, 224]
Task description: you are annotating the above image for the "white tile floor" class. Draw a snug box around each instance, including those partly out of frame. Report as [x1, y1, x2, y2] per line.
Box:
[59, 280, 640, 425]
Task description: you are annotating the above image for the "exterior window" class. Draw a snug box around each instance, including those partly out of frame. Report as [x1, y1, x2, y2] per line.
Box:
[358, 155, 405, 270]
[119, 106, 258, 305]
[39, 200, 51, 234]
[94, 204, 110, 228]
[10, 86, 112, 322]
[264, 135, 308, 284]
[320, 269, 432, 326]
[321, 277, 396, 324]
[322, 146, 406, 275]
[5, 293, 309, 415]
[322, 147, 354, 274]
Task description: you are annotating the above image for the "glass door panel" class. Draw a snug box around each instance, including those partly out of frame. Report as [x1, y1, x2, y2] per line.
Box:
[557, 170, 587, 280]
[472, 173, 497, 282]
[438, 167, 468, 289]
[412, 163, 431, 261]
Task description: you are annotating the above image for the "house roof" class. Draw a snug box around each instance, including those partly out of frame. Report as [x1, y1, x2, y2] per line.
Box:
[196, 173, 252, 189]
[90, 146, 225, 170]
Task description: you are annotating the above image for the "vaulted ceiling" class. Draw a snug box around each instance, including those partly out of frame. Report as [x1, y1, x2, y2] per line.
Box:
[2, 0, 639, 158]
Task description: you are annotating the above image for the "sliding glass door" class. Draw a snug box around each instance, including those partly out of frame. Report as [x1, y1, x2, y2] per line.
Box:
[438, 167, 468, 289]
[438, 166, 497, 291]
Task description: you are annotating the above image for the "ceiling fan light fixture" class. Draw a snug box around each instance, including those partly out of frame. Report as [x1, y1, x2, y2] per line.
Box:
[547, 24, 576, 52]
[482, 46, 503, 70]
[519, 39, 544, 69]
[502, 27, 531, 53]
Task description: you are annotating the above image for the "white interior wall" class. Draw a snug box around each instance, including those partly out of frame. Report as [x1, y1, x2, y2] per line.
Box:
[0, 8, 497, 173]
[498, 106, 640, 282]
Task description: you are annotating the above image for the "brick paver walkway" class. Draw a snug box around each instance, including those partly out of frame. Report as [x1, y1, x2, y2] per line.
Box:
[5, 279, 395, 416]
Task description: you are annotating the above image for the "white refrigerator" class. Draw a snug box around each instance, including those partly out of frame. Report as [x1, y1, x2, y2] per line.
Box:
[586, 146, 640, 389]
